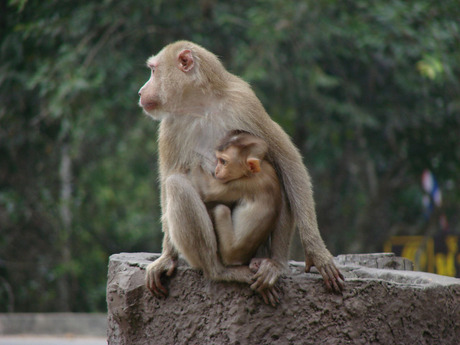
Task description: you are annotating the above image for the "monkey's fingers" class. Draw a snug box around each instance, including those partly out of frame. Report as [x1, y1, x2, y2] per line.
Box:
[260, 290, 269, 305]
[321, 266, 344, 294]
[250, 278, 263, 292]
[148, 279, 162, 298]
[259, 287, 280, 307]
[251, 272, 269, 291]
[326, 265, 345, 293]
[333, 267, 345, 292]
[304, 257, 314, 273]
[326, 266, 341, 293]
[266, 290, 278, 307]
[166, 262, 176, 277]
[259, 290, 277, 307]
[146, 274, 154, 295]
[318, 267, 332, 291]
[251, 271, 278, 292]
[251, 269, 265, 286]
[146, 274, 161, 298]
[153, 270, 168, 298]
[268, 287, 280, 306]
[250, 281, 261, 292]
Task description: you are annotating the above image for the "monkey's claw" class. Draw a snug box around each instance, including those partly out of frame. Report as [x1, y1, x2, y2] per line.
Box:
[145, 255, 177, 299]
[319, 265, 345, 293]
[259, 286, 280, 307]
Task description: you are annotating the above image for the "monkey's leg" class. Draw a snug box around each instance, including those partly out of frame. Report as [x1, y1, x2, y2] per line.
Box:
[232, 201, 284, 307]
[213, 202, 273, 266]
[213, 203, 280, 306]
[250, 193, 293, 293]
[213, 204, 239, 265]
[164, 174, 252, 284]
[233, 202, 274, 261]
[145, 182, 179, 298]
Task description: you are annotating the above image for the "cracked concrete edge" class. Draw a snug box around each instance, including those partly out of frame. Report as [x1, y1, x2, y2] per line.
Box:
[110, 252, 460, 288]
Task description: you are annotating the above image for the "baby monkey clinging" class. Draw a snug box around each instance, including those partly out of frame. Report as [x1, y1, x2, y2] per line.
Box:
[192, 130, 282, 269]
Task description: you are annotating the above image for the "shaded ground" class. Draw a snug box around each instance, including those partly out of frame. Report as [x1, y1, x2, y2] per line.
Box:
[0, 336, 106, 345]
[0, 313, 107, 344]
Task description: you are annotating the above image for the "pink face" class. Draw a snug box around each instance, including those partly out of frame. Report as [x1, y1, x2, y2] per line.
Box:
[138, 48, 195, 118]
[138, 56, 160, 113]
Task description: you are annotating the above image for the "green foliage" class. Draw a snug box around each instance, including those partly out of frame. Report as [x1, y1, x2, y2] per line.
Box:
[0, 0, 459, 311]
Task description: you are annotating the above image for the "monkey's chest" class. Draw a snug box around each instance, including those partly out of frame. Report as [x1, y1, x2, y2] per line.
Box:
[161, 116, 228, 171]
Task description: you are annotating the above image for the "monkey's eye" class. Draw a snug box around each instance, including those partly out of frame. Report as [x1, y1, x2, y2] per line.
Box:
[218, 158, 227, 166]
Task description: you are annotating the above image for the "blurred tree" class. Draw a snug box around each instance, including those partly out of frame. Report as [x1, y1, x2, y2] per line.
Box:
[0, 0, 165, 311]
[0, 0, 459, 311]
[227, 0, 460, 255]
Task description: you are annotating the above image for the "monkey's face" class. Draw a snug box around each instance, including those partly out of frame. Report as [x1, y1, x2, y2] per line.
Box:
[138, 53, 165, 119]
[215, 148, 246, 183]
[138, 44, 199, 120]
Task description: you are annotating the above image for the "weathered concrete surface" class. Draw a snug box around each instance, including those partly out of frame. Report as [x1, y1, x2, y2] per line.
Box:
[107, 253, 460, 345]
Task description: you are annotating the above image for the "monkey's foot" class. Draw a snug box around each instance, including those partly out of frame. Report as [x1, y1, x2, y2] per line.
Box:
[145, 254, 177, 298]
[305, 256, 345, 293]
[249, 258, 283, 306]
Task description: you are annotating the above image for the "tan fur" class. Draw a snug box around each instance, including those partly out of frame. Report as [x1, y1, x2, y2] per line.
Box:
[190, 133, 281, 266]
[139, 41, 344, 303]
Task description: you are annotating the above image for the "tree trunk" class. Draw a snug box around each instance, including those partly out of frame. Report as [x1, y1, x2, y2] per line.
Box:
[58, 142, 72, 311]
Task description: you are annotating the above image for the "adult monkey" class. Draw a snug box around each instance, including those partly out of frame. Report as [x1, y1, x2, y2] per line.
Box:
[138, 41, 344, 303]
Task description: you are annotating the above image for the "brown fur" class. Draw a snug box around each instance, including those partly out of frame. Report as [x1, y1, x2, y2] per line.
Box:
[190, 132, 281, 267]
[138, 41, 344, 304]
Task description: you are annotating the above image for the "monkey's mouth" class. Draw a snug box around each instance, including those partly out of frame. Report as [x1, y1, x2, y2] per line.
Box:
[142, 102, 158, 111]
[139, 100, 158, 111]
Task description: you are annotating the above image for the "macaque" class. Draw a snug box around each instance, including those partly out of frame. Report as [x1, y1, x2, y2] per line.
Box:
[190, 130, 281, 268]
[138, 40, 344, 305]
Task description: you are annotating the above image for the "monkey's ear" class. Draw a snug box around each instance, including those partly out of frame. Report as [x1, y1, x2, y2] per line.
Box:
[247, 158, 261, 174]
[178, 49, 194, 72]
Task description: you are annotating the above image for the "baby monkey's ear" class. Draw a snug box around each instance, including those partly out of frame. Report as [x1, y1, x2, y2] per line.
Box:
[247, 158, 261, 173]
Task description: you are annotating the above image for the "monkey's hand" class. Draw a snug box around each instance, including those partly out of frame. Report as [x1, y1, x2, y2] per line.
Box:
[249, 258, 282, 307]
[145, 254, 177, 298]
[305, 255, 345, 293]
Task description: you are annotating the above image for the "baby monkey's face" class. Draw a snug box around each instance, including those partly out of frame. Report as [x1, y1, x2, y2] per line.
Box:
[214, 147, 247, 183]
[214, 146, 262, 184]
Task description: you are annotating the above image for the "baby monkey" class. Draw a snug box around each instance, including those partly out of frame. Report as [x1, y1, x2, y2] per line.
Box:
[192, 130, 281, 267]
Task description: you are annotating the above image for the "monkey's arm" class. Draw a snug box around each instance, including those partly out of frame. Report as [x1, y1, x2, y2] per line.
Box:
[244, 115, 344, 293]
[268, 122, 344, 292]
[145, 233, 178, 298]
[250, 191, 291, 293]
